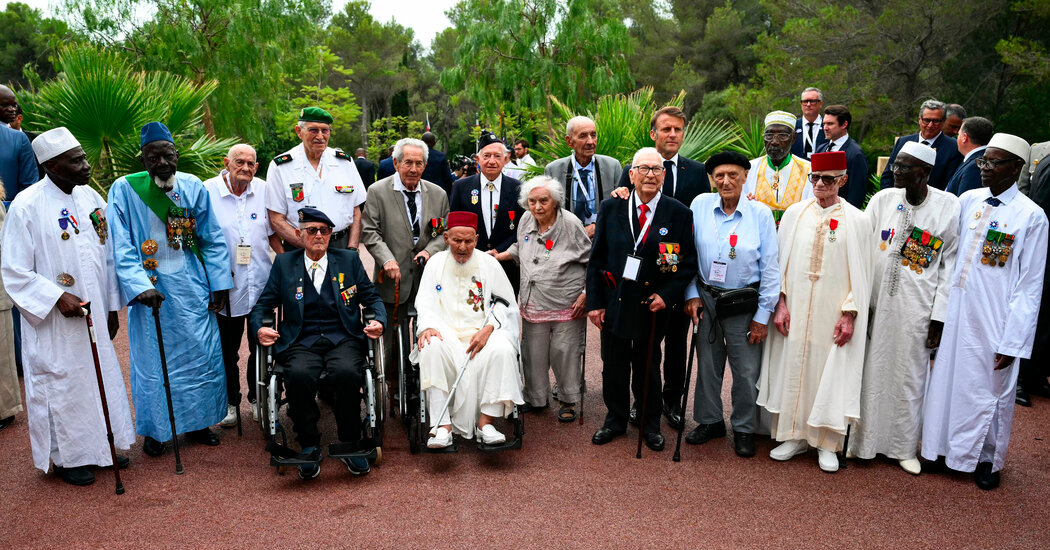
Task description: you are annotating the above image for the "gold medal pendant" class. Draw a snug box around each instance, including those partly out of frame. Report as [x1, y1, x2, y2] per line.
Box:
[61, 232, 70, 240]
[880, 241, 887, 251]
[981, 257, 990, 265]
[901, 258, 909, 266]
[915, 266, 923, 274]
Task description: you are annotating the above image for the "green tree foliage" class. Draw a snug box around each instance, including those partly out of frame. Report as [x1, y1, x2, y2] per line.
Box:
[0, 2, 75, 87]
[407, 27, 479, 157]
[274, 46, 362, 152]
[442, 0, 634, 133]
[366, 116, 425, 160]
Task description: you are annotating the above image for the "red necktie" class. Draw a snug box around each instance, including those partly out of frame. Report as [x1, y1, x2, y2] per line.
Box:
[639, 203, 650, 244]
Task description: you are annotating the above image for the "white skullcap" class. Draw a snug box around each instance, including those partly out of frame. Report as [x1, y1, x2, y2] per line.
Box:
[32, 127, 81, 164]
[899, 141, 936, 166]
[986, 133, 1030, 164]
[764, 110, 796, 129]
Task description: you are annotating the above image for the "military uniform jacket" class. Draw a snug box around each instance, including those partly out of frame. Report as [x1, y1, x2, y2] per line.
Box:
[265, 143, 366, 232]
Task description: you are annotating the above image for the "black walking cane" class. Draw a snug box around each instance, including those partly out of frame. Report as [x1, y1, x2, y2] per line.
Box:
[840, 424, 852, 469]
[152, 305, 184, 474]
[82, 302, 125, 494]
[635, 308, 659, 459]
[673, 320, 701, 462]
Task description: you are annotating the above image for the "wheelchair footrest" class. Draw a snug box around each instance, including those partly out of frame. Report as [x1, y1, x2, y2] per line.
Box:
[267, 442, 322, 467]
[327, 442, 378, 462]
[477, 437, 522, 453]
[422, 442, 459, 454]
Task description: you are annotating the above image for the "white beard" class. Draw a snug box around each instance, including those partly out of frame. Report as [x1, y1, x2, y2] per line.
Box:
[153, 174, 176, 191]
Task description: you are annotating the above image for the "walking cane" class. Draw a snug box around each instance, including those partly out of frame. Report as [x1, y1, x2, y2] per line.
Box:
[224, 297, 242, 437]
[840, 423, 852, 469]
[635, 308, 659, 459]
[673, 320, 700, 462]
[82, 302, 125, 495]
[392, 273, 401, 418]
[152, 305, 184, 475]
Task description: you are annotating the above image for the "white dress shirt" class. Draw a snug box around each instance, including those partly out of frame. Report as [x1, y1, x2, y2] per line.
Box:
[393, 173, 423, 244]
[304, 252, 329, 294]
[480, 173, 502, 234]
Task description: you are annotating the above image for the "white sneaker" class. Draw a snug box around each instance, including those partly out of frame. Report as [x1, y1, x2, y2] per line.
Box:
[899, 457, 921, 475]
[770, 439, 809, 461]
[427, 427, 453, 449]
[475, 424, 506, 445]
[250, 401, 259, 421]
[218, 404, 237, 427]
[817, 449, 839, 473]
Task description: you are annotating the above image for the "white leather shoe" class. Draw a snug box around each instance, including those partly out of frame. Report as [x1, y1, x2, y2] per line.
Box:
[476, 424, 507, 445]
[218, 405, 237, 427]
[769, 439, 809, 461]
[899, 457, 921, 475]
[427, 427, 453, 449]
[817, 449, 840, 473]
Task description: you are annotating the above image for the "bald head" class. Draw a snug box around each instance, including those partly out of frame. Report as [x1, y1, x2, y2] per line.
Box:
[224, 143, 258, 190]
[0, 85, 18, 125]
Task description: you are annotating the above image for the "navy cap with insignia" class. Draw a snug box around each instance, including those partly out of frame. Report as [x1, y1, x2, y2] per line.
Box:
[297, 207, 335, 227]
[477, 130, 503, 150]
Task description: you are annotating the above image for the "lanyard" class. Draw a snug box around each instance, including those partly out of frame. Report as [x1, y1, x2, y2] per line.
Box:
[572, 165, 594, 203]
[710, 206, 744, 259]
[224, 172, 250, 244]
[627, 192, 655, 254]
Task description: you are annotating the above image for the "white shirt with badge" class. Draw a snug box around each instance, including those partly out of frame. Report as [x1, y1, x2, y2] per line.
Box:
[480, 173, 502, 235]
[623, 191, 661, 281]
[393, 173, 423, 245]
[203, 172, 274, 317]
[264, 143, 366, 232]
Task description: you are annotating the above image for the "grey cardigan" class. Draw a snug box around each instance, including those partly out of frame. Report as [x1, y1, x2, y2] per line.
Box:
[506, 208, 590, 312]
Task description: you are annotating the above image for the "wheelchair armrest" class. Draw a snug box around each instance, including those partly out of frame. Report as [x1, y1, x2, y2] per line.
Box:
[261, 309, 276, 328]
[363, 309, 377, 323]
[407, 304, 417, 319]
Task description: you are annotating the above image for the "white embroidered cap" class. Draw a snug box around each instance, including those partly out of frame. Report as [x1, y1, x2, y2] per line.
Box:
[986, 133, 1030, 164]
[899, 141, 936, 166]
[32, 127, 81, 164]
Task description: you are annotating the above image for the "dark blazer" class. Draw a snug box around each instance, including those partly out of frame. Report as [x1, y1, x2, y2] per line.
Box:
[618, 156, 710, 208]
[791, 117, 828, 159]
[945, 149, 985, 197]
[449, 173, 524, 253]
[249, 248, 386, 356]
[880, 133, 963, 191]
[585, 195, 698, 341]
[817, 138, 869, 208]
[422, 149, 456, 196]
[377, 157, 395, 180]
[0, 125, 38, 200]
[354, 157, 376, 188]
[543, 153, 622, 218]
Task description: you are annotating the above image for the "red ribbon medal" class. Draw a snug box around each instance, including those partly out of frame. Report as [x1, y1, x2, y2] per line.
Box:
[544, 239, 554, 251]
[729, 234, 738, 247]
[659, 243, 667, 253]
[829, 219, 839, 231]
[921, 230, 931, 245]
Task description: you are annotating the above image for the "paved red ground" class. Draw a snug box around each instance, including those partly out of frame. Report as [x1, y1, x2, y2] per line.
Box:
[1, 249, 1047, 548]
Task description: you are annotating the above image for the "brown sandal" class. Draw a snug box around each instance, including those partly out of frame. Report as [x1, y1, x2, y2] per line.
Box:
[558, 404, 577, 423]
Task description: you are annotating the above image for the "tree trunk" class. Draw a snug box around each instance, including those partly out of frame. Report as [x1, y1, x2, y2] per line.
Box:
[360, 100, 370, 148]
[202, 101, 216, 139]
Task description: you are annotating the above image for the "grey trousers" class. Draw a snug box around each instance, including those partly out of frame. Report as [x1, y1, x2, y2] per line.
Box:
[693, 289, 762, 433]
[521, 317, 585, 406]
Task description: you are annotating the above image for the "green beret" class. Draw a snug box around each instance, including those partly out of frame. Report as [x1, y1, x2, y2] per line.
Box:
[299, 106, 334, 124]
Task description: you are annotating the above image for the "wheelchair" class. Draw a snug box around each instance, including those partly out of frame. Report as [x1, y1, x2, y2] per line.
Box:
[254, 308, 386, 473]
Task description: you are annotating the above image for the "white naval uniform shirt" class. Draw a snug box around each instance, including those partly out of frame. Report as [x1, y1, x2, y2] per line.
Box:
[265, 143, 366, 232]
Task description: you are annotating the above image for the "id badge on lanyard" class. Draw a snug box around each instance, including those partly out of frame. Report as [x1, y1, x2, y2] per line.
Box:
[624, 193, 653, 280]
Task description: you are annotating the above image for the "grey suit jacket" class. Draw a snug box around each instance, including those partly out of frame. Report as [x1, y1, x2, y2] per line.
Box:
[543, 154, 622, 219]
[1019, 141, 1050, 196]
[361, 176, 450, 304]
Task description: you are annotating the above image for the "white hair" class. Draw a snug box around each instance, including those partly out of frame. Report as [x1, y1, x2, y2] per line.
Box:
[226, 143, 256, 160]
[632, 147, 660, 167]
[517, 175, 566, 209]
[393, 138, 429, 163]
[566, 116, 595, 138]
[801, 87, 824, 102]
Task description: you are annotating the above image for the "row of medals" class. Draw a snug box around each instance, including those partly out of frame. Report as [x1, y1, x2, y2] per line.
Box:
[467, 276, 484, 311]
[900, 240, 930, 274]
[55, 209, 108, 287]
[982, 237, 1013, 267]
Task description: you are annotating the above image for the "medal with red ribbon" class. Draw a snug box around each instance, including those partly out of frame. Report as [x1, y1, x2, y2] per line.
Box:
[544, 238, 553, 259]
[509, 210, 516, 230]
[729, 233, 738, 260]
[828, 218, 839, 242]
[921, 230, 931, 246]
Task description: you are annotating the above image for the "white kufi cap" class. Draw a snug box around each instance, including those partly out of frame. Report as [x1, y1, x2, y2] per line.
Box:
[32, 127, 81, 164]
[764, 110, 796, 129]
[899, 141, 936, 166]
[986, 133, 1030, 164]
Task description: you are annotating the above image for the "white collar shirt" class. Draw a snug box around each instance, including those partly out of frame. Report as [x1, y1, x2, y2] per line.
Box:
[803, 115, 823, 151]
[393, 172, 423, 244]
[480, 173, 503, 234]
[963, 145, 987, 164]
[304, 252, 329, 294]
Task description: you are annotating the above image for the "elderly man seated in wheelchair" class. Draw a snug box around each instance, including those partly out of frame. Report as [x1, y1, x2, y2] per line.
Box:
[250, 207, 385, 479]
[413, 211, 525, 449]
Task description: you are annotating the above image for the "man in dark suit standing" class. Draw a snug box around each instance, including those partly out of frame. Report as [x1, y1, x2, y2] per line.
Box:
[543, 116, 622, 239]
[946, 117, 993, 197]
[1017, 153, 1050, 406]
[816, 105, 869, 208]
[420, 131, 456, 196]
[791, 87, 828, 160]
[353, 148, 376, 188]
[880, 99, 964, 191]
[377, 146, 395, 180]
[449, 131, 524, 290]
[251, 207, 386, 479]
[588, 147, 698, 451]
[616, 105, 709, 429]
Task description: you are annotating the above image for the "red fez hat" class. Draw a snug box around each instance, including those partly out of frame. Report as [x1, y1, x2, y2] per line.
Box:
[810, 151, 847, 171]
[447, 211, 478, 230]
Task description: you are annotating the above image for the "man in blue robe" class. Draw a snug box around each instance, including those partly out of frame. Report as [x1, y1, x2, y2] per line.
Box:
[108, 122, 233, 456]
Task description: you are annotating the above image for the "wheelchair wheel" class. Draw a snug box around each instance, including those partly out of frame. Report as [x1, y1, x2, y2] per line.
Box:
[407, 409, 421, 454]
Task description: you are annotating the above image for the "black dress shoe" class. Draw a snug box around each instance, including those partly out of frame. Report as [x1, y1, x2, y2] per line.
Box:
[685, 422, 726, 445]
[1016, 385, 1032, 407]
[733, 431, 756, 457]
[0, 415, 14, 431]
[591, 427, 624, 445]
[644, 432, 665, 452]
[116, 454, 130, 469]
[142, 436, 165, 457]
[186, 428, 220, 446]
[54, 465, 95, 486]
[1032, 380, 1050, 398]
[663, 403, 684, 431]
[628, 406, 639, 427]
[974, 461, 1001, 490]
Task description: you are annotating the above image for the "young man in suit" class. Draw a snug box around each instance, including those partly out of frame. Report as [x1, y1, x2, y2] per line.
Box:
[946, 117, 992, 197]
[791, 87, 828, 159]
[449, 131, 524, 290]
[880, 99, 964, 191]
[251, 207, 386, 479]
[354, 148, 376, 188]
[543, 116, 622, 239]
[816, 105, 869, 208]
[587, 147, 698, 451]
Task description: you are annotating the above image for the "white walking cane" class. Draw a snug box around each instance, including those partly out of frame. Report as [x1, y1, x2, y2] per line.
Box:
[428, 294, 510, 437]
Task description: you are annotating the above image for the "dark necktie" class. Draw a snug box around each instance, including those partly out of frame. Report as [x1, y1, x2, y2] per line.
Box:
[575, 168, 592, 221]
[663, 160, 675, 197]
[403, 190, 419, 239]
[921, 140, 931, 147]
[806, 122, 815, 155]
[828, 142, 836, 152]
[985, 197, 1002, 207]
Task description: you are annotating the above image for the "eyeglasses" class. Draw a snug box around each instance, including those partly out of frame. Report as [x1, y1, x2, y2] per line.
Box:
[976, 157, 1020, 170]
[633, 165, 664, 175]
[888, 163, 922, 173]
[919, 117, 944, 125]
[800, 99, 822, 105]
[305, 127, 331, 135]
[763, 132, 793, 143]
[808, 173, 845, 185]
[302, 226, 333, 236]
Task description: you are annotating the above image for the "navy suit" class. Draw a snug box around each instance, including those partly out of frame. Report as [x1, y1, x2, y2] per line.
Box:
[1020, 159, 1050, 391]
[422, 149, 456, 196]
[0, 125, 38, 200]
[880, 133, 963, 191]
[617, 156, 711, 207]
[354, 157, 376, 188]
[791, 117, 827, 159]
[817, 138, 869, 208]
[586, 194, 698, 434]
[449, 173, 525, 290]
[377, 157, 395, 180]
[945, 149, 985, 197]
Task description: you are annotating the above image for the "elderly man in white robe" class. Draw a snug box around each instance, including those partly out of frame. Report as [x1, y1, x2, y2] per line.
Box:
[851, 142, 959, 475]
[921, 134, 1049, 490]
[413, 211, 524, 448]
[757, 150, 873, 473]
[0, 128, 133, 486]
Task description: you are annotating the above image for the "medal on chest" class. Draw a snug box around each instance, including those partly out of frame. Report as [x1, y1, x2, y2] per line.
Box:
[771, 171, 780, 191]
[879, 228, 895, 251]
[544, 238, 554, 260]
[982, 229, 1014, 267]
[827, 218, 839, 242]
[58, 209, 81, 240]
[899, 227, 942, 275]
[166, 206, 197, 251]
[335, 185, 354, 194]
[141, 239, 160, 284]
[509, 210, 516, 230]
[89, 208, 109, 245]
[467, 276, 484, 311]
[728, 234, 738, 260]
[471, 189, 479, 205]
[657, 243, 680, 272]
[430, 217, 446, 237]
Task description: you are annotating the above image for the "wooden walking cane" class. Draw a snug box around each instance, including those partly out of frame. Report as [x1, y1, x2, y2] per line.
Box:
[635, 308, 659, 459]
[82, 302, 125, 494]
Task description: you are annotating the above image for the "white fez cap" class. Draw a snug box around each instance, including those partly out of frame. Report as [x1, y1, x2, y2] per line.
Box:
[32, 127, 81, 164]
[986, 133, 1030, 164]
[899, 141, 936, 166]
[764, 110, 796, 129]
